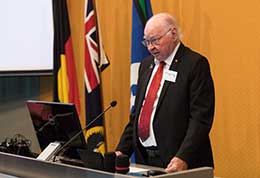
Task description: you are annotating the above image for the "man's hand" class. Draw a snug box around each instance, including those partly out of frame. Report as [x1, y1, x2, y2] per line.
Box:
[165, 157, 188, 173]
[115, 151, 123, 157]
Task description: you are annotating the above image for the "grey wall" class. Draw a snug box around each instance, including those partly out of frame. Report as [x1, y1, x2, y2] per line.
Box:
[0, 77, 41, 154]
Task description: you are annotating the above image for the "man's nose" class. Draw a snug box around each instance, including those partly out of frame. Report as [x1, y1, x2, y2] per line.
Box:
[147, 43, 155, 50]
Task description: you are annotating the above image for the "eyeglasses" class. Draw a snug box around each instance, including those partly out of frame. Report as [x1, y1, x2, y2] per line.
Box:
[142, 28, 172, 47]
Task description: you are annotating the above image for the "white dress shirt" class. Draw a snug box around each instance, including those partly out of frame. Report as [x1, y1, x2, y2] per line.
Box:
[138, 42, 180, 147]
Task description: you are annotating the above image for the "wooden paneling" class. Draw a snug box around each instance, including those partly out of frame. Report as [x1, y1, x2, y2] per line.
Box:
[40, 1, 260, 177]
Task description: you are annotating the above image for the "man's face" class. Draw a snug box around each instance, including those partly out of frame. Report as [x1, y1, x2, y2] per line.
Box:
[144, 24, 177, 62]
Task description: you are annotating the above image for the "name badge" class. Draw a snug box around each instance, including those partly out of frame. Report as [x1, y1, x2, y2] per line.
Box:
[164, 70, 178, 83]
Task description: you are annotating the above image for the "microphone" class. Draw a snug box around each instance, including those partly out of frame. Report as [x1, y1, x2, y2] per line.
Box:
[52, 101, 117, 161]
[115, 154, 130, 174]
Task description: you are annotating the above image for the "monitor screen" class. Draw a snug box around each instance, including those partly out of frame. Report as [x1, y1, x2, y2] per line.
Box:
[26, 100, 86, 156]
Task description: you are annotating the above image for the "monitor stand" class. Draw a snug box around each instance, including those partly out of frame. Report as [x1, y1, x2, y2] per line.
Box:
[36, 142, 61, 161]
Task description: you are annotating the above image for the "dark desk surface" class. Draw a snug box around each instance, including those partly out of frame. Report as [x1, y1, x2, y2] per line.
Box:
[0, 152, 213, 178]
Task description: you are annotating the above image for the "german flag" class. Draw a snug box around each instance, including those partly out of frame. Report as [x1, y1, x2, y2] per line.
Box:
[53, 0, 80, 114]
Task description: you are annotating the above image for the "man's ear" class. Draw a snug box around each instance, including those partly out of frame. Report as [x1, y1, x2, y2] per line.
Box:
[171, 30, 177, 40]
[171, 27, 177, 35]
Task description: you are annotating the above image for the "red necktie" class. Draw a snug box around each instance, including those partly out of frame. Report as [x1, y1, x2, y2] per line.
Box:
[138, 62, 165, 142]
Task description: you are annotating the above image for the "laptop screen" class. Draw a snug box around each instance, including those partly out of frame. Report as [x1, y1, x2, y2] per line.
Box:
[26, 100, 86, 152]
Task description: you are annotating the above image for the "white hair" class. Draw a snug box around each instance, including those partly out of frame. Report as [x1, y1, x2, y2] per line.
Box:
[147, 13, 183, 39]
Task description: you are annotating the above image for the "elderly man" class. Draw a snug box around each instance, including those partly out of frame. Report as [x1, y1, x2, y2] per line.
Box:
[116, 13, 215, 173]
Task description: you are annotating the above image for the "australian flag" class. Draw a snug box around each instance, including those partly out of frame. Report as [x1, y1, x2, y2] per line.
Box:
[84, 0, 109, 155]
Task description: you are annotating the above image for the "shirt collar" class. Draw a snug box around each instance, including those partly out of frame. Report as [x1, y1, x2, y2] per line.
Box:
[154, 42, 181, 66]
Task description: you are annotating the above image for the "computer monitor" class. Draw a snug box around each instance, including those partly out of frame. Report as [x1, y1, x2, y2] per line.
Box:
[26, 100, 86, 159]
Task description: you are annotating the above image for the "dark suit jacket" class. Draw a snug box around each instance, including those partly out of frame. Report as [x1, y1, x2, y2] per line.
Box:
[116, 43, 215, 169]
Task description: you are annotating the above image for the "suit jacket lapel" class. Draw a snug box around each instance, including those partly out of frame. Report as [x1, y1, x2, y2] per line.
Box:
[156, 43, 186, 110]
